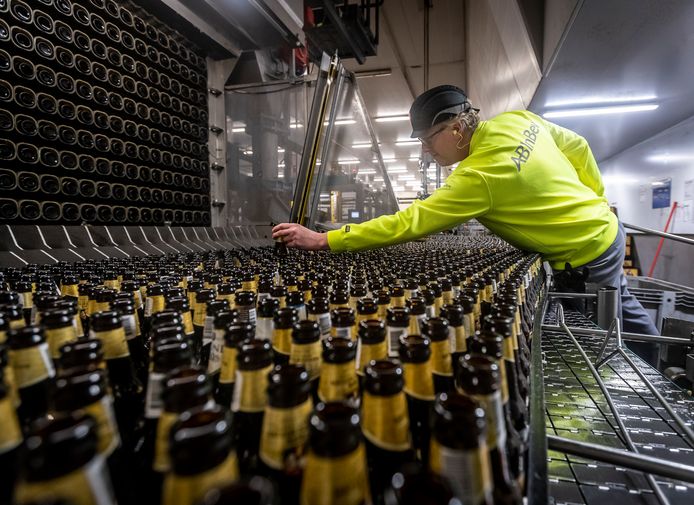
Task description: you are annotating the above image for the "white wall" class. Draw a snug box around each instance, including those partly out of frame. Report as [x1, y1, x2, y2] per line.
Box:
[601, 116, 694, 235]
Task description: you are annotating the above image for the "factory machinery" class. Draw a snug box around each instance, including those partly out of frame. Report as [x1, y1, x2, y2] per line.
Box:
[1, 1, 694, 504]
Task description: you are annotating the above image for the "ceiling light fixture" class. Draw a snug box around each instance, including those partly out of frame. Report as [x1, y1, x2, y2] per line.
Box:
[647, 153, 694, 163]
[231, 127, 245, 133]
[374, 115, 410, 123]
[353, 142, 377, 149]
[395, 140, 421, 147]
[325, 119, 356, 126]
[359, 168, 377, 175]
[354, 68, 392, 78]
[290, 122, 303, 129]
[545, 95, 657, 108]
[338, 159, 360, 165]
[543, 103, 658, 119]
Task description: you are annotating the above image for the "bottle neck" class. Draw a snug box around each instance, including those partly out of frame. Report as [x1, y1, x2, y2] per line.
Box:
[259, 398, 312, 471]
[362, 391, 411, 452]
[232, 365, 273, 413]
[318, 360, 358, 402]
[301, 443, 370, 505]
[163, 449, 238, 505]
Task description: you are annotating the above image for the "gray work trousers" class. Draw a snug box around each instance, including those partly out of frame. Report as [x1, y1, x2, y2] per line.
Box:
[580, 222, 659, 336]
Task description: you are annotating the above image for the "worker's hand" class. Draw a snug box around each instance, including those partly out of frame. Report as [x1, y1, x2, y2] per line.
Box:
[272, 223, 329, 250]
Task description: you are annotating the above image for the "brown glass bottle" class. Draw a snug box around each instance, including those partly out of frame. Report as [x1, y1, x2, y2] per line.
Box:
[386, 307, 409, 357]
[470, 333, 525, 483]
[398, 335, 435, 464]
[300, 402, 371, 505]
[111, 298, 148, 385]
[259, 364, 312, 505]
[0, 366, 22, 505]
[455, 354, 522, 505]
[383, 463, 461, 505]
[257, 297, 279, 341]
[192, 288, 215, 364]
[8, 325, 55, 426]
[429, 392, 493, 505]
[423, 318, 454, 393]
[58, 339, 105, 374]
[207, 309, 239, 381]
[215, 322, 254, 408]
[14, 413, 117, 505]
[193, 475, 277, 505]
[361, 360, 414, 505]
[356, 298, 378, 326]
[356, 320, 388, 383]
[201, 300, 229, 369]
[286, 291, 307, 321]
[90, 310, 144, 453]
[331, 307, 357, 340]
[318, 337, 359, 403]
[290, 320, 322, 399]
[52, 367, 133, 505]
[306, 297, 331, 338]
[41, 309, 78, 364]
[272, 308, 298, 365]
[406, 297, 427, 336]
[162, 405, 239, 505]
[232, 338, 274, 474]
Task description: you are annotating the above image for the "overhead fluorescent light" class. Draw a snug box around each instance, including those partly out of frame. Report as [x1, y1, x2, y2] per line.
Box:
[647, 153, 694, 163]
[374, 176, 383, 182]
[391, 185, 404, 192]
[243, 149, 253, 155]
[277, 148, 285, 153]
[231, 127, 245, 133]
[359, 168, 377, 175]
[543, 103, 658, 119]
[374, 115, 409, 123]
[602, 174, 639, 184]
[325, 119, 356, 126]
[395, 140, 421, 147]
[409, 155, 420, 161]
[387, 166, 407, 173]
[398, 174, 417, 181]
[338, 159, 360, 165]
[353, 142, 377, 149]
[545, 95, 657, 108]
[354, 68, 392, 78]
[290, 122, 303, 129]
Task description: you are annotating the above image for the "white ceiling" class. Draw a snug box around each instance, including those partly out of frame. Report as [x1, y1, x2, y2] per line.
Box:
[344, 0, 466, 197]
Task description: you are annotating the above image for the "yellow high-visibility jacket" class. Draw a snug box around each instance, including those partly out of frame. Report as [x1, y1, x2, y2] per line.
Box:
[326, 110, 618, 270]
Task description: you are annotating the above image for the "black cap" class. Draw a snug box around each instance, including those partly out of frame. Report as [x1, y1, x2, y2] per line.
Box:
[409, 85, 472, 138]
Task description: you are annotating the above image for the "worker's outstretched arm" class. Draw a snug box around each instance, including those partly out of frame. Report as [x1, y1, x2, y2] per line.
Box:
[272, 169, 490, 252]
[539, 117, 605, 197]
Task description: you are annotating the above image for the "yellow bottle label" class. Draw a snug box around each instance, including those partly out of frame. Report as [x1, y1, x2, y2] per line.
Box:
[104, 279, 119, 291]
[463, 314, 475, 342]
[442, 291, 453, 305]
[162, 451, 239, 505]
[182, 311, 194, 336]
[290, 341, 322, 380]
[231, 365, 272, 413]
[21, 291, 33, 311]
[273, 328, 292, 355]
[193, 302, 207, 327]
[9, 343, 55, 388]
[78, 295, 89, 312]
[218, 294, 235, 309]
[300, 444, 370, 505]
[0, 329, 6, 344]
[84, 396, 119, 457]
[448, 325, 467, 354]
[3, 363, 20, 407]
[92, 328, 130, 360]
[362, 392, 411, 452]
[15, 456, 114, 505]
[391, 296, 405, 308]
[498, 358, 510, 405]
[45, 325, 78, 360]
[259, 399, 312, 471]
[430, 340, 453, 376]
[429, 438, 492, 505]
[61, 284, 79, 298]
[0, 395, 22, 453]
[377, 303, 388, 320]
[403, 361, 435, 401]
[355, 340, 388, 375]
[10, 317, 26, 331]
[219, 346, 238, 384]
[242, 280, 256, 292]
[318, 362, 359, 402]
[153, 411, 177, 473]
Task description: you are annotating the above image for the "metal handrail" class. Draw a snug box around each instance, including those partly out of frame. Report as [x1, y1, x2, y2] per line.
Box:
[623, 222, 694, 246]
[541, 324, 692, 346]
[554, 305, 670, 505]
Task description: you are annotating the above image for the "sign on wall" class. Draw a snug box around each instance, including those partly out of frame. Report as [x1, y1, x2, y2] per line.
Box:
[652, 178, 672, 209]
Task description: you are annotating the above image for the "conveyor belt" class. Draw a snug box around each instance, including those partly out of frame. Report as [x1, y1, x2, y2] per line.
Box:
[542, 306, 694, 504]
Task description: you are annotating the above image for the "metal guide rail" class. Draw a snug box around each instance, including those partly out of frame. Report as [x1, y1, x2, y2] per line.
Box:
[540, 305, 694, 504]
